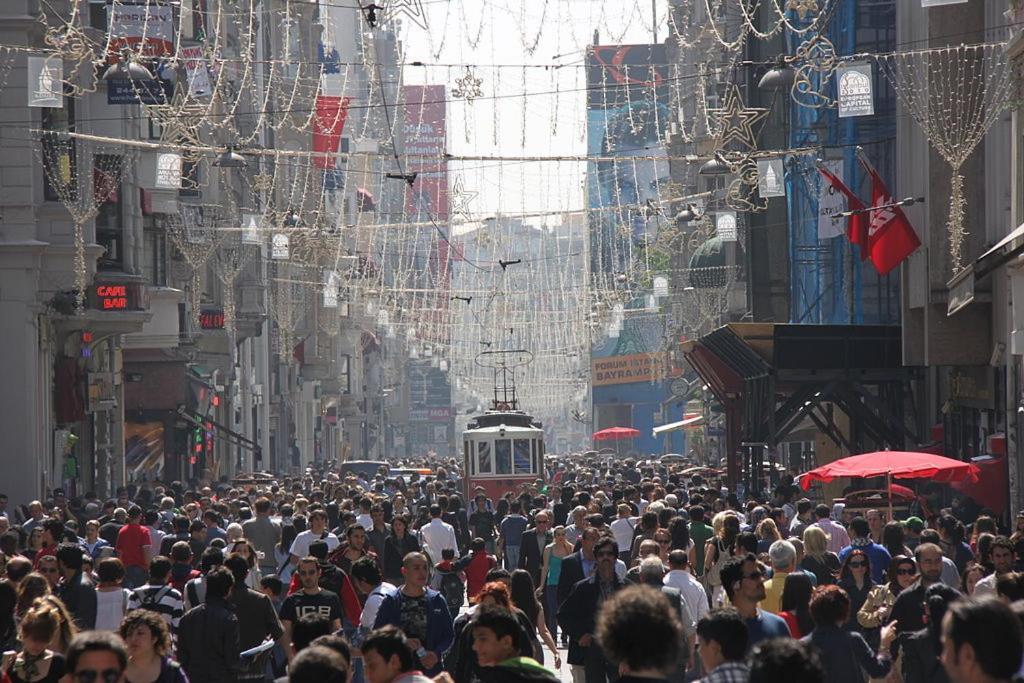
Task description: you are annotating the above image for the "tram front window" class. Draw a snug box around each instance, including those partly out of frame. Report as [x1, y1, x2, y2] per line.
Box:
[478, 441, 492, 474]
[495, 439, 512, 475]
[514, 439, 531, 474]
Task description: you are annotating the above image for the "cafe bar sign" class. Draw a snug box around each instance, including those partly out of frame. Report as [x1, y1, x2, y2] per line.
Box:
[90, 281, 145, 311]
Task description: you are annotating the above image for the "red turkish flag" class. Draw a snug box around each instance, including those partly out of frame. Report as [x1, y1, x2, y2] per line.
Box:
[817, 163, 870, 259]
[312, 95, 350, 169]
[860, 157, 921, 275]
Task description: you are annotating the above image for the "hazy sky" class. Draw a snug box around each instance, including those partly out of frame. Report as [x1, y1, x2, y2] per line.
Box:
[398, 0, 670, 228]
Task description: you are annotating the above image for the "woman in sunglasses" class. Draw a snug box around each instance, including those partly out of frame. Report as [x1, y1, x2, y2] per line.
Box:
[838, 549, 874, 634]
[857, 555, 916, 649]
[0, 600, 65, 683]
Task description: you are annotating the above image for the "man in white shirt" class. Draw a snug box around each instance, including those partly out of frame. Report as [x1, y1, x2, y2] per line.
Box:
[609, 504, 638, 563]
[289, 509, 339, 566]
[417, 503, 457, 565]
[350, 555, 396, 641]
[812, 503, 850, 554]
[974, 536, 1014, 598]
[663, 549, 709, 625]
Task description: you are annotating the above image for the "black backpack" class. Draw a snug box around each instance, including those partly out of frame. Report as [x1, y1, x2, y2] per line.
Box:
[438, 570, 464, 615]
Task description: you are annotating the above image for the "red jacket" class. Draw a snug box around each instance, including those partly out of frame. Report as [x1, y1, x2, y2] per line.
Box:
[461, 551, 497, 601]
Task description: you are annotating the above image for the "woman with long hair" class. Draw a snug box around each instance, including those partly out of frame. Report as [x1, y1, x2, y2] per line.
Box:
[755, 518, 782, 555]
[229, 539, 262, 590]
[23, 529, 44, 563]
[276, 523, 299, 584]
[538, 525, 573, 642]
[381, 514, 420, 585]
[509, 569, 560, 669]
[37, 595, 75, 655]
[858, 555, 917, 648]
[705, 512, 741, 607]
[881, 522, 911, 560]
[445, 581, 537, 683]
[960, 562, 985, 596]
[0, 600, 65, 683]
[119, 608, 188, 683]
[667, 516, 691, 552]
[800, 526, 840, 586]
[15, 574, 50, 619]
[778, 572, 815, 638]
[838, 549, 873, 634]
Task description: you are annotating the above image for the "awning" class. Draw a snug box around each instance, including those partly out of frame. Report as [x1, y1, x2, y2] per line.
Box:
[948, 222, 1024, 315]
[653, 414, 704, 436]
[178, 408, 261, 455]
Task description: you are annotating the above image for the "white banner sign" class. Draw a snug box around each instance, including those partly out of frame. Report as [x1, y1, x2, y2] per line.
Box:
[322, 270, 340, 308]
[108, 4, 174, 59]
[242, 213, 261, 244]
[27, 56, 62, 108]
[921, 0, 968, 6]
[180, 44, 211, 98]
[715, 212, 737, 242]
[271, 233, 290, 260]
[837, 63, 874, 118]
[757, 158, 785, 198]
[154, 153, 181, 189]
[817, 159, 848, 240]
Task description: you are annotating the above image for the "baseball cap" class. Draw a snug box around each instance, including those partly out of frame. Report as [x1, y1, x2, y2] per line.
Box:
[904, 516, 925, 532]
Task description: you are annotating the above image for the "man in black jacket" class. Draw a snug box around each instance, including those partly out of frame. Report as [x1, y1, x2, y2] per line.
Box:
[558, 536, 623, 683]
[518, 511, 553, 587]
[556, 527, 599, 606]
[890, 543, 944, 636]
[224, 553, 284, 679]
[178, 566, 241, 683]
[56, 542, 97, 630]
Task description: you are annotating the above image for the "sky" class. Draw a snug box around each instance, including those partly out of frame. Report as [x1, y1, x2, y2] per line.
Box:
[397, 0, 670, 230]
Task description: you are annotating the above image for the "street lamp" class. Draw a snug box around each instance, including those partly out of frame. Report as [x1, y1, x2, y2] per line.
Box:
[758, 58, 796, 91]
[674, 203, 702, 224]
[699, 153, 732, 176]
[212, 146, 248, 168]
[102, 52, 155, 82]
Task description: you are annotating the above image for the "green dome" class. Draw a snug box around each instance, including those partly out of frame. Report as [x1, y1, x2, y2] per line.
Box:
[689, 236, 732, 289]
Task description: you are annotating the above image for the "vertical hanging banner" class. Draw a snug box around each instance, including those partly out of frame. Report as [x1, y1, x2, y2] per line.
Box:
[322, 270, 340, 308]
[241, 214, 261, 245]
[757, 158, 785, 198]
[155, 153, 181, 189]
[402, 85, 449, 220]
[716, 212, 738, 241]
[312, 96, 350, 169]
[180, 44, 211, 98]
[28, 56, 62, 108]
[271, 234, 290, 260]
[817, 159, 849, 239]
[837, 63, 875, 118]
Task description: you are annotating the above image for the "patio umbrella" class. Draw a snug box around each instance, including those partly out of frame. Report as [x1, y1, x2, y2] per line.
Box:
[799, 451, 980, 518]
[592, 427, 641, 441]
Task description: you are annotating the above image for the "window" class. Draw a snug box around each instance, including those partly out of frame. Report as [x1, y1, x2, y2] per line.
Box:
[514, 439, 531, 474]
[143, 221, 167, 286]
[41, 101, 76, 202]
[88, 0, 108, 30]
[94, 155, 124, 272]
[339, 355, 351, 394]
[495, 439, 512, 475]
[477, 441, 491, 474]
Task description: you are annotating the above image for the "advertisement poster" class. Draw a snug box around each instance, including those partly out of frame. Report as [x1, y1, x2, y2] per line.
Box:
[107, 3, 175, 60]
[586, 44, 671, 277]
[125, 422, 165, 479]
[28, 56, 62, 108]
[818, 159, 848, 240]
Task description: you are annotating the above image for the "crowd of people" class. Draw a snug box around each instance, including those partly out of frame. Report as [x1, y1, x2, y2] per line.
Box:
[0, 458, 1022, 683]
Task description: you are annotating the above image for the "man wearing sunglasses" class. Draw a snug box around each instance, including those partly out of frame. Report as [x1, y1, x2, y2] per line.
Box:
[719, 553, 790, 653]
[65, 631, 128, 683]
[558, 535, 624, 683]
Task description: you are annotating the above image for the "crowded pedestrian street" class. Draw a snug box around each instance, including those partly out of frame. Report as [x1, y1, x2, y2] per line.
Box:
[2, 1, 1024, 683]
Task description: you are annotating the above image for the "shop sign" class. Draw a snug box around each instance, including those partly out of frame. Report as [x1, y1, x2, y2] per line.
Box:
[200, 308, 225, 329]
[91, 282, 143, 311]
[592, 352, 667, 386]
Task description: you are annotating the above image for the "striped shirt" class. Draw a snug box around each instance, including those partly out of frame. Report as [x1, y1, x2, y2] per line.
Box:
[127, 583, 184, 632]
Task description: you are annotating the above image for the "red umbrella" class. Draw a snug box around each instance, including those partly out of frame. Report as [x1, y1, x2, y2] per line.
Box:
[799, 451, 980, 517]
[593, 427, 640, 442]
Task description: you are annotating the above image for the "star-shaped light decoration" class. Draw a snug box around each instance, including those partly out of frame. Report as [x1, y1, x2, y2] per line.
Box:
[384, 0, 428, 30]
[452, 67, 484, 102]
[786, 0, 820, 20]
[449, 175, 478, 223]
[709, 85, 769, 151]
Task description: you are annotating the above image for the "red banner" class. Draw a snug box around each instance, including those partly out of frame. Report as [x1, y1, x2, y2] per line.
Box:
[402, 85, 448, 220]
[313, 95, 350, 169]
